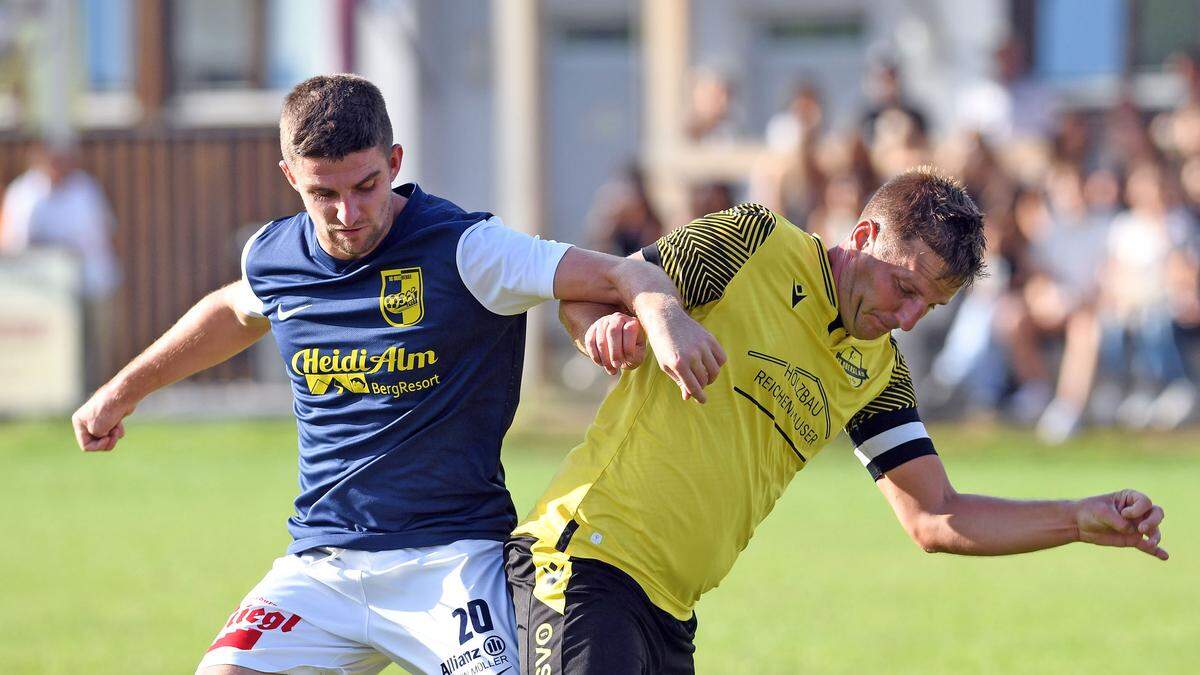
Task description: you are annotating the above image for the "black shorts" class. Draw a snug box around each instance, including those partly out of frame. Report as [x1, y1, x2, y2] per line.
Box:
[504, 536, 697, 675]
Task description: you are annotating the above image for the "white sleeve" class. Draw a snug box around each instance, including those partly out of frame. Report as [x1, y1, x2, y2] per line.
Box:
[456, 216, 573, 315]
[232, 223, 270, 318]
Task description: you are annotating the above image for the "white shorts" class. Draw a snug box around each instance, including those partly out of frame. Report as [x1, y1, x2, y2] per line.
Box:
[197, 539, 518, 675]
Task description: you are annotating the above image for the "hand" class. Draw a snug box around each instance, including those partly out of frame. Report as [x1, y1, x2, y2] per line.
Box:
[1076, 490, 1167, 560]
[71, 385, 134, 452]
[644, 304, 727, 404]
[583, 312, 646, 375]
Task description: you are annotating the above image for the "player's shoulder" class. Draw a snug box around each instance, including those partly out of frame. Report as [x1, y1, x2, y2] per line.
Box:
[665, 202, 790, 253]
[241, 212, 306, 270]
[687, 202, 781, 229]
[250, 212, 304, 245]
[405, 185, 493, 236]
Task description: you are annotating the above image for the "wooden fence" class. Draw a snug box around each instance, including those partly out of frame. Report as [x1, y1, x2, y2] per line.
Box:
[0, 128, 302, 383]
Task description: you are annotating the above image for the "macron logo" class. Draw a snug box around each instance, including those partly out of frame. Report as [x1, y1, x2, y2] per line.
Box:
[791, 281, 806, 308]
[277, 304, 312, 321]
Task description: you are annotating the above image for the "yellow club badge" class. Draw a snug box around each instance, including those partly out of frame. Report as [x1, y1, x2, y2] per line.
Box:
[380, 268, 424, 328]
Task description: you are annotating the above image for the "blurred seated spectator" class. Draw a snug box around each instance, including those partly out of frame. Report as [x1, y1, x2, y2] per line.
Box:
[957, 37, 1058, 145]
[585, 163, 664, 256]
[1008, 166, 1109, 442]
[1050, 110, 1094, 169]
[1151, 48, 1200, 161]
[858, 58, 928, 147]
[1097, 89, 1161, 175]
[689, 181, 736, 219]
[765, 81, 824, 154]
[805, 172, 863, 243]
[0, 136, 120, 389]
[923, 184, 1026, 416]
[869, 107, 932, 180]
[754, 128, 876, 230]
[1096, 162, 1197, 430]
[686, 68, 738, 142]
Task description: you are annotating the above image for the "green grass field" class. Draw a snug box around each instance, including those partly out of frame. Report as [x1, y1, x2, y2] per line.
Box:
[2, 416, 1196, 674]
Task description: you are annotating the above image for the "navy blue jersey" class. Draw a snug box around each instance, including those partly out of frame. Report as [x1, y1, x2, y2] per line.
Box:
[240, 183, 562, 553]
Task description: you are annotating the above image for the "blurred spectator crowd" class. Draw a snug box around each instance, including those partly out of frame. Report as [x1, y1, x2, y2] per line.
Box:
[588, 41, 1200, 443]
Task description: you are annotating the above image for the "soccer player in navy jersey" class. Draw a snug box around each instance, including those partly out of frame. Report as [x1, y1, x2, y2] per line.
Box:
[70, 74, 724, 675]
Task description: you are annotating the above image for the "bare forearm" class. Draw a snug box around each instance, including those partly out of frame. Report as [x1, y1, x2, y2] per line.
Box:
[552, 249, 686, 338]
[609, 258, 688, 337]
[557, 255, 680, 352]
[914, 493, 1080, 556]
[104, 284, 268, 406]
[559, 301, 619, 354]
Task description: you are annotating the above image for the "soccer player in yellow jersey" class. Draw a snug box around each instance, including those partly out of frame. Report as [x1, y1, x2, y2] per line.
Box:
[505, 168, 1168, 674]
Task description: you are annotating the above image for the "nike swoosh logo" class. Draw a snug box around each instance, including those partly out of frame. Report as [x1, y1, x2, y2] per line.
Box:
[277, 304, 312, 320]
[492, 668, 513, 675]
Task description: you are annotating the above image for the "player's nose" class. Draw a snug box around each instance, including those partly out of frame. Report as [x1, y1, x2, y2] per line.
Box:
[897, 300, 927, 332]
[337, 198, 361, 226]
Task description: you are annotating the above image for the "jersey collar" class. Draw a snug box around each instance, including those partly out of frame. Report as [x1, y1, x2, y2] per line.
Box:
[306, 183, 425, 274]
[808, 233, 845, 340]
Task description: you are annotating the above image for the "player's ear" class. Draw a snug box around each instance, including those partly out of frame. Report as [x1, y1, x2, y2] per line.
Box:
[388, 144, 403, 180]
[849, 219, 879, 252]
[279, 159, 299, 190]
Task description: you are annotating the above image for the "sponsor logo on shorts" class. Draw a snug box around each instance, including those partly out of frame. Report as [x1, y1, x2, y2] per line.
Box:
[483, 636, 506, 656]
[439, 642, 510, 675]
[534, 622, 554, 675]
[206, 602, 303, 653]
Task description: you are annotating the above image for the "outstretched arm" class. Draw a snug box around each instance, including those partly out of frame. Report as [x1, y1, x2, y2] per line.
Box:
[71, 281, 270, 452]
[878, 455, 1167, 560]
[554, 248, 725, 402]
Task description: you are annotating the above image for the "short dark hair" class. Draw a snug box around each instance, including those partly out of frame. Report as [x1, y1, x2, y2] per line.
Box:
[279, 74, 393, 162]
[861, 166, 987, 288]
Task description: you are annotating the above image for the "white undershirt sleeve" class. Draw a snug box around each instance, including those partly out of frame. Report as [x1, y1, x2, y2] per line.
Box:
[456, 216, 573, 316]
[231, 222, 270, 318]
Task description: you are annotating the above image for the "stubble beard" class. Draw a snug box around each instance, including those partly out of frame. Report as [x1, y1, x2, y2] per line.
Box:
[331, 198, 393, 259]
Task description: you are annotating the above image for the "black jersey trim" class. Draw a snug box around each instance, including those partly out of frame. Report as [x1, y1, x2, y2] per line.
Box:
[733, 386, 807, 462]
[655, 203, 776, 309]
[847, 407, 921, 446]
[864, 438, 938, 481]
[810, 234, 837, 307]
[555, 519, 580, 552]
[845, 342, 919, 430]
[642, 242, 663, 268]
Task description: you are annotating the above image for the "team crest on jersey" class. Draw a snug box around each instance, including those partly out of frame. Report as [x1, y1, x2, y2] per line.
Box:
[836, 346, 869, 387]
[380, 268, 424, 328]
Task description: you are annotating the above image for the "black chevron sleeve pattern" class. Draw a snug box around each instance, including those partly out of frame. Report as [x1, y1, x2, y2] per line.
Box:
[652, 203, 777, 309]
[844, 339, 919, 432]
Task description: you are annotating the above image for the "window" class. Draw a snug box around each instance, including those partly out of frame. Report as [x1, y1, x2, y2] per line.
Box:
[171, 0, 335, 92]
[80, 0, 134, 92]
[1034, 0, 1125, 81]
[168, 0, 338, 125]
[1132, 0, 1200, 71]
[172, 0, 260, 90]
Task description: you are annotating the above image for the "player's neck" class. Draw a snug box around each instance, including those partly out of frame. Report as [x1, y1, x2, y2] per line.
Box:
[388, 190, 409, 223]
[825, 243, 852, 318]
[826, 244, 848, 288]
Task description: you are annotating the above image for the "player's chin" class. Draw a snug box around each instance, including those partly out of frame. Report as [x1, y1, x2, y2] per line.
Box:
[848, 321, 885, 341]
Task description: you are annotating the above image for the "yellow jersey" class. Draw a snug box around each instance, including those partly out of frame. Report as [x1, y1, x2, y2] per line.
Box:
[515, 204, 936, 620]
